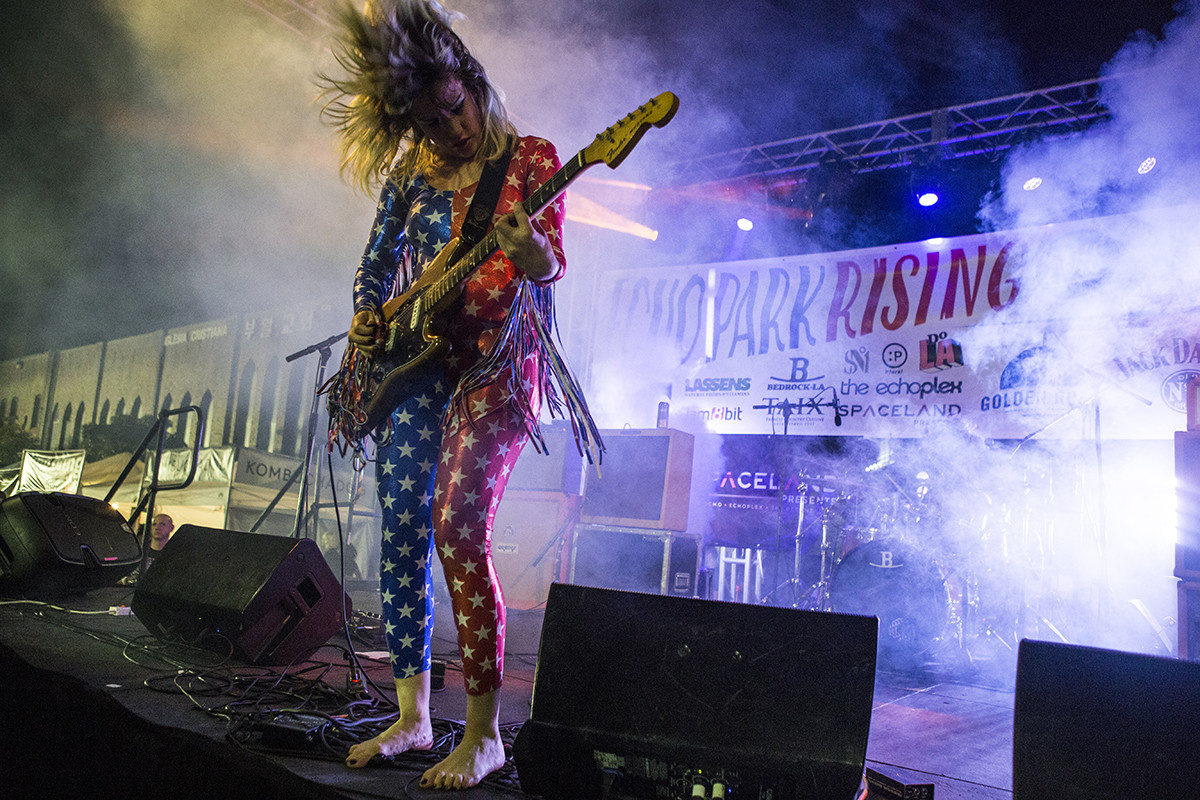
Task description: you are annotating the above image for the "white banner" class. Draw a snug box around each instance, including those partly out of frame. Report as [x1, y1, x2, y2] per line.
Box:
[597, 218, 1199, 440]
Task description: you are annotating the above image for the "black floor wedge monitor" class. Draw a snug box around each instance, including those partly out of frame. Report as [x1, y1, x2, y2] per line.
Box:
[1014, 639, 1200, 800]
[132, 525, 351, 666]
[514, 583, 878, 800]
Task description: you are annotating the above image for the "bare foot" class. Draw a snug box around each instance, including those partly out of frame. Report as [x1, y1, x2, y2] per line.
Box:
[345, 716, 434, 768]
[419, 730, 506, 789]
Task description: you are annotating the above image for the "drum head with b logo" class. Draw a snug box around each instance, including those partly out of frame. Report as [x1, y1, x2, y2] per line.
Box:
[829, 538, 947, 669]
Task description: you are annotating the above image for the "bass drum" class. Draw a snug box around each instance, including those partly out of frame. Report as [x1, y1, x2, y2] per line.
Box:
[829, 538, 949, 669]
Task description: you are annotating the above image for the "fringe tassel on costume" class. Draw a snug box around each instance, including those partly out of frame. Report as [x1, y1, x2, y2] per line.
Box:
[321, 345, 378, 459]
[449, 280, 604, 466]
[322, 278, 603, 468]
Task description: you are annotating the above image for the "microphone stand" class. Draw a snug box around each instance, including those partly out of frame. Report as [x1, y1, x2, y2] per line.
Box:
[286, 331, 347, 539]
[752, 387, 845, 608]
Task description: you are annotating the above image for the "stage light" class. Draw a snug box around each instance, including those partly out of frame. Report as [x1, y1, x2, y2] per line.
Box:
[1023, 177, 1042, 191]
[1138, 156, 1157, 175]
[910, 168, 943, 208]
[737, 217, 754, 231]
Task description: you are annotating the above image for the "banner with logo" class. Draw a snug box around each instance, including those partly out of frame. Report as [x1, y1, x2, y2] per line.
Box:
[597, 218, 1198, 440]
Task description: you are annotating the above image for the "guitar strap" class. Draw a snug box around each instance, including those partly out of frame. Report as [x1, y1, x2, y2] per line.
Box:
[451, 140, 514, 262]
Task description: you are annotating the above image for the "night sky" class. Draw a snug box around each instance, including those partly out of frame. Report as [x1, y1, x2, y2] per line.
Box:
[0, 0, 1183, 358]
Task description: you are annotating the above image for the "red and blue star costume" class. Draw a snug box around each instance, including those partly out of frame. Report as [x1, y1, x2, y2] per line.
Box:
[339, 135, 572, 695]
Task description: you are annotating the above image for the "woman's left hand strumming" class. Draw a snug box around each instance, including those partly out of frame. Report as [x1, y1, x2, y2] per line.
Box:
[495, 204, 560, 281]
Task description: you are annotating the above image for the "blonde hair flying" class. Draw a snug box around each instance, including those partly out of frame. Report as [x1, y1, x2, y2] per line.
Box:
[319, 0, 516, 193]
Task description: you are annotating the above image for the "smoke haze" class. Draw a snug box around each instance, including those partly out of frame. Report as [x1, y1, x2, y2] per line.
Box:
[1, 0, 1193, 663]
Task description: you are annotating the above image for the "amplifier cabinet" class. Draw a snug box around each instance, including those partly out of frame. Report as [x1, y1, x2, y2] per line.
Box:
[569, 523, 699, 597]
[491, 490, 577, 609]
[580, 428, 693, 531]
[506, 421, 587, 494]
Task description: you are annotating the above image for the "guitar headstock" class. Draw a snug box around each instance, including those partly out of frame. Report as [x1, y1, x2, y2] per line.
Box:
[582, 92, 680, 170]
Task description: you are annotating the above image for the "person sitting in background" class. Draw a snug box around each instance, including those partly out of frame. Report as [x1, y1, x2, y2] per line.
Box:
[119, 513, 174, 586]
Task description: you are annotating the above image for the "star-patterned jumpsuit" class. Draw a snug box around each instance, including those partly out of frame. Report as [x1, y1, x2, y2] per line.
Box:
[353, 135, 565, 695]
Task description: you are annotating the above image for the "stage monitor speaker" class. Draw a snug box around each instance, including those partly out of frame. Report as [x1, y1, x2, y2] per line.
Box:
[580, 428, 693, 531]
[131, 526, 351, 666]
[513, 584, 877, 800]
[1013, 639, 1200, 799]
[569, 523, 699, 597]
[0, 492, 140, 598]
[491, 490, 576, 609]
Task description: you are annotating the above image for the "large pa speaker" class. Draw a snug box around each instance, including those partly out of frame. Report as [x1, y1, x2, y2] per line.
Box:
[131, 526, 351, 666]
[1013, 639, 1200, 799]
[0, 492, 140, 598]
[513, 584, 877, 800]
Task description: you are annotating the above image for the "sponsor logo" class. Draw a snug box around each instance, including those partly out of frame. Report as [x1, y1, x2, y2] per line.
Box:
[875, 378, 963, 399]
[1162, 369, 1200, 413]
[979, 389, 1080, 412]
[691, 406, 745, 422]
[684, 377, 752, 395]
[238, 458, 296, 486]
[837, 403, 962, 419]
[763, 383, 830, 393]
[769, 357, 825, 384]
[717, 471, 781, 491]
[1114, 337, 1200, 380]
[882, 342, 908, 369]
[840, 379, 870, 397]
[919, 333, 964, 372]
[1000, 346, 1052, 389]
[844, 347, 869, 375]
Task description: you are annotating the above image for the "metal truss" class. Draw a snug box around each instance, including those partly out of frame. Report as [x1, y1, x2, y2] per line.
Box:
[674, 78, 1110, 185]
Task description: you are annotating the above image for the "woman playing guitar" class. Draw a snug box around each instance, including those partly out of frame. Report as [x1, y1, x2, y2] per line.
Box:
[319, 0, 583, 788]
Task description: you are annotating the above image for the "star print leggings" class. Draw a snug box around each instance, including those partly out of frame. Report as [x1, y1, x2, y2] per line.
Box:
[372, 363, 532, 695]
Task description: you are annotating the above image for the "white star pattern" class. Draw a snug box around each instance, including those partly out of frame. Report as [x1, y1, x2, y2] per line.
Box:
[357, 135, 563, 694]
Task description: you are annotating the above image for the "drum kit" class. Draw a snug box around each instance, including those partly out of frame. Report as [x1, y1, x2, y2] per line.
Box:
[759, 467, 1013, 672]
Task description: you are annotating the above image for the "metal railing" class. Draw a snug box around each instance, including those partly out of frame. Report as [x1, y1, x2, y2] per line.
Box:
[104, 406, 205, 544]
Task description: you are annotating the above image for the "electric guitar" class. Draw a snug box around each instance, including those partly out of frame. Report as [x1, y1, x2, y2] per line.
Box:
[358, 91, 679, 433]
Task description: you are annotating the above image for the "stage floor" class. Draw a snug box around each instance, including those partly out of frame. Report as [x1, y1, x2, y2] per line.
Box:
[0, 585, 1015, 799]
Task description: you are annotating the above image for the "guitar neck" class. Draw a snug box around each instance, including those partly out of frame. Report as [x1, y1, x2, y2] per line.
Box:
[427, 150, 591, 305]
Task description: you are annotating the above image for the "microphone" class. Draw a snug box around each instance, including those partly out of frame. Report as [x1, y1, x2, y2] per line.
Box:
[833, 389, 843, 427]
